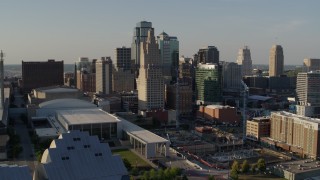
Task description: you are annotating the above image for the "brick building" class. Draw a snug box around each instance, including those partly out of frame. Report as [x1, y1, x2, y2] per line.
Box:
[198, 105, 240, 124]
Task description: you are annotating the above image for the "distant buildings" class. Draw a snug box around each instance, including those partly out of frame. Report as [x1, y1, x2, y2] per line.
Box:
[269, 45, 284, 77]
[136, 29, 164, 111]
[21, 60, 64, 93]
[296, 72, 320, 117]
[195, 46, 219, 65]
[157, 32, 179, 83]
[221, 61, 242, 93]
[75, 57, 96, 93]
[95, 57, 112, 95]
[34, 131, 129, 180]
[131, 21, 153, 77]
[115, 47, 131, 71]
[236, 46, 252, 76]
[195, 63, 221, 104]
[268, 111, 320, 159]
[303, 58, 320, 72]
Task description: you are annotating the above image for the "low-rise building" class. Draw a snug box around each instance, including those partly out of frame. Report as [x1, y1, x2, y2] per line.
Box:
[198, 105, 240, 124]
[246, 117, 270, 141]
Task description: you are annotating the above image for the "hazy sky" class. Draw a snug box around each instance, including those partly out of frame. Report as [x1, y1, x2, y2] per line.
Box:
[0, 0, 319, 65]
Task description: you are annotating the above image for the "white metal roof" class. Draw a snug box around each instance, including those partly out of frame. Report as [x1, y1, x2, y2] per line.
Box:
[57, 109, 120, 125]
[39, 98, 96, 109]
[40, 87, 79, 93]
[39, 131, 128, 180]
[120, 118, 168, 144]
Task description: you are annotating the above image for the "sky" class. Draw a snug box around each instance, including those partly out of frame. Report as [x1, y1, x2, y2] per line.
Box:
[0, 0, 319, 65]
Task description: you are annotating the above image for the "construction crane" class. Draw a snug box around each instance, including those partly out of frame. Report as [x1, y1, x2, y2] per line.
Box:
[241, 80, 249, 141]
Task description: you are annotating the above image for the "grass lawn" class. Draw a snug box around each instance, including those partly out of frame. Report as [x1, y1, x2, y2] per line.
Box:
[239, 174, 286, 180]
[112, 149, 150, 168]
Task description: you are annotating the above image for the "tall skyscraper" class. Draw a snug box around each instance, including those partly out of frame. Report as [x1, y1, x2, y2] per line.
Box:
[197, 46, 219, 64]
[236, 46, 252, 76]
[303, 58, 320, 72]
[269, 45, 284, 77]
[131, 21, 153, 77]
[22, 60, 64, 93]
[0, 50, 4, 108]
[221, 61, 242, 92]
[157, 32, 179, 83]
[195, 63, 221, 104]
[75, 57, 96, 93]
[296, 72, 320, 117]
[115, 47, 131, 71]
[95, 57, 112, 95]
[137, 29, 164, 111]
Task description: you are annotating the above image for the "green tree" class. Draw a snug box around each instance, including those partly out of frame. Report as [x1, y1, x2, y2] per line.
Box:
[208, 174, 215, 180]
[251, 163, 257, 174]
[241, 160, 250, 173]
[123, 158, 132, 171]
[231, 160, 240, 172]
[157, 169, 164, 179]
[170, 167, 181, 177]
[257, 158, 266, 172]
[131, 167, 139, 176]
[164, 168, 172, 179]
[149, 169, 157, 180]
[230, 169, 238, 180]
[142, 171, 150, 180]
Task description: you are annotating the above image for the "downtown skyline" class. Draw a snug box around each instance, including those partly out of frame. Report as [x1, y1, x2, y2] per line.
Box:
[0, 0, 319, 65]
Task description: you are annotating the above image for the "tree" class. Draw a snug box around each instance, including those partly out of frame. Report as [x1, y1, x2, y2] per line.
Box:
[241, 160, 250, 173]
[257, 158, 266, 172]
[131, 167, 139, 176]
[157, 169, 164, 179]
[123, 158, 132, 171]
[182, 174, 188, 180]
[208, 175, 215, 180]
[142, 171, 149, 180]
[251, 163, 257, 174]
[230, 169, 238, 180]
[149, 169, 157, 180]
[231, 160, 240, 172]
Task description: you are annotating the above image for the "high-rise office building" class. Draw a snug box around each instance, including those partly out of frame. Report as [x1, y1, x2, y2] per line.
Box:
[221, 61, 242, 92]
[157, 32, 179, 83]
[303, 58, 320, 72]
[22, 60, 64, 93]
[131, 21, 153, 77]
[236, 46, 252, 76]
[195, 63, 221, 104]
[96, 57, 112, 95]
[136, 29, 164, 111]
[75, 57, 96, 93]
[296, 72, 320, 117]
[112, 68, 134, 92]
[269, 45, 284, 77]
[197, 46, 219, 64]
[115, 47, 131, 71]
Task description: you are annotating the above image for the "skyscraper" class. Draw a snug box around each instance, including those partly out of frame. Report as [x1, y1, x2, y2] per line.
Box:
[296, 72, 320, 117]
[303, 58, 320, 72]
[115, 47, 131, 71]
[131, 21, 153, 77]
[75, 57, 96, 93]
[236, 46, 252, 76]
[137, 29, 164, 111]
[95, 57, 112, 95]
[195, 63, 221, 104]
[221, 61, 242, 92]
[157, 32, 179, 83]
[197, 46, 219, 64]
[269, 45, 284, 77]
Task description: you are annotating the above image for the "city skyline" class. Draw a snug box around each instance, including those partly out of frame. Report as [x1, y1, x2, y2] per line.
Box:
[0, 0, 319, 65]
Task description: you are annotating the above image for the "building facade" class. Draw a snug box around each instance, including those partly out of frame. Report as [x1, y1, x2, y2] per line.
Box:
[303, 58, 320, 72]
[115, 47, 131, 71]
[95, 57, 112, 95]
[112, 68, 135, 93]
[131, 21, 153, 77]
[246, 117, 270, 141]
[22, 60, 64, 93]
[136, 29, 164, 111]
[196, 46, 219, 64]
[269, 45, 284, 77]
[75, 57, 96, 93]
[269, 111, 320, 158]
[195, 63, 221, 104]
[236, 46, 252, 76]
[198, 105, 240, 124]
[221, 61, 242, 92]
[157, 32, 179, 83]
[296, 72, 320, 117]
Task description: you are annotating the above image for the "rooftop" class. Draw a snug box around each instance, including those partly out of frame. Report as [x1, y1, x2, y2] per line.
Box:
[0, 165, 32, 180]
[275, 159, 320, 174]
[57, 109, 121, 125]
[273, 111, 320, 125]
[205, 105, 234, 109]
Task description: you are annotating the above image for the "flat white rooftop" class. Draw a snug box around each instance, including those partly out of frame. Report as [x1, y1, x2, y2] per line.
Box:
[57, 109, 121, 125]
[120, 118, 168, 144]
[40, 87, 79, 93]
